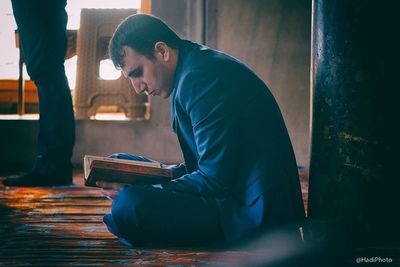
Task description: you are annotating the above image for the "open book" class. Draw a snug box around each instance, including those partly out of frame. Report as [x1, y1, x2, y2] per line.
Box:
[84, 155, 173, 187]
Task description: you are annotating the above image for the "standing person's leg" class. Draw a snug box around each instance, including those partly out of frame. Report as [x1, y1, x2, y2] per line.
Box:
[3, 0, 75, 186]
[104, 185, 225, 247]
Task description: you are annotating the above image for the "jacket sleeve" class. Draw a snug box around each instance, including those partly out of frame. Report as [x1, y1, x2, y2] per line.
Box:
[164, 71, 241, 197]
[162, 163, 188, 178]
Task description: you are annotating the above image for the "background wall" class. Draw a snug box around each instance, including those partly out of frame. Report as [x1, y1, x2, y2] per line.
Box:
[212, 0, 311, 167]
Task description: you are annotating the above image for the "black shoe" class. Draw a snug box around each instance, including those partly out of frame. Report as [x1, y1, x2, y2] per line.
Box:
[2, 170, 72, 187]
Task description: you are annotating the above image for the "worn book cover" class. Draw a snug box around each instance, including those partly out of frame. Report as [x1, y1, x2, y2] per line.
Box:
[84, 155, 173, 187]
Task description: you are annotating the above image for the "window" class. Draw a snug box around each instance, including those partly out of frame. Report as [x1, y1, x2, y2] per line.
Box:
[0, 1, 19, 80]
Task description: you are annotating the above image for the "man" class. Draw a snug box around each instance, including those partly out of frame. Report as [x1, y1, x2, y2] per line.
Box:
[3, 0, 75, 187]
[98, 14, 305, 246]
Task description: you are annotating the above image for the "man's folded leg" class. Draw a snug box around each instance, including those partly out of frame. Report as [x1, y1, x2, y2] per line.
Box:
[103, 214, 134, 247]
[103, 185, 225, 247]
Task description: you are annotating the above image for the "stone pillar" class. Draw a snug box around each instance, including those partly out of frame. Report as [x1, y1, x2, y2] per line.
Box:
[308, 0, 398, 249]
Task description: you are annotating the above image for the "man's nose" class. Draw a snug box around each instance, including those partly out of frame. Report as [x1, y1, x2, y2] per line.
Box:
[131, 80, 146, 95]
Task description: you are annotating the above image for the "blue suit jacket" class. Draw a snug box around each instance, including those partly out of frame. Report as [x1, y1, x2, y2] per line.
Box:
[165, 40, 305, 241]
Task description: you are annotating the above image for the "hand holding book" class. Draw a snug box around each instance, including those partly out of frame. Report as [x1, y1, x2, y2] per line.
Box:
[95, 180, 128, 200]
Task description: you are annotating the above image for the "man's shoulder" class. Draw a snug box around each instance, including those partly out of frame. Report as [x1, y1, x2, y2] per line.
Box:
[180, 40, 238, 72]
[174, 69, 216, 104]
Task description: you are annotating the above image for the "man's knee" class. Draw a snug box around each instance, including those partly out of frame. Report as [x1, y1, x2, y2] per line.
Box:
[111, 186, 148, 229]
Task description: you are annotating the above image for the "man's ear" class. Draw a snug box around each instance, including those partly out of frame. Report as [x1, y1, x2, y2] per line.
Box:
[154, 42, 170, 61]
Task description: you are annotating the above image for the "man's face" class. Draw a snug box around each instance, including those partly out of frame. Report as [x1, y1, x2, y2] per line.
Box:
[121, 45, 174, 99]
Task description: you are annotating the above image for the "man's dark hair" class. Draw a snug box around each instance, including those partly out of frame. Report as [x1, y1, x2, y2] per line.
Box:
[109, 14, 182, 69]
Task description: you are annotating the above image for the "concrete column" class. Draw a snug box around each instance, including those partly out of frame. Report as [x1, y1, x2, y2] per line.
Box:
[308, 0, 398, 249]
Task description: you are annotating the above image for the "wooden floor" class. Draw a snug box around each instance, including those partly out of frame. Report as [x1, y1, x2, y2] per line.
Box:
[0, 170, 308, 266]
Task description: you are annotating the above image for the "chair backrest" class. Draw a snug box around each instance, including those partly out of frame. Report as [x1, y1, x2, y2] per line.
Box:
[74, 8, 148, 119]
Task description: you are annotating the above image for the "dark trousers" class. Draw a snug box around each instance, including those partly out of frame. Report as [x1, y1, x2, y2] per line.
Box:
[104, 154, 224, 247]
[11, 0, 75, 173]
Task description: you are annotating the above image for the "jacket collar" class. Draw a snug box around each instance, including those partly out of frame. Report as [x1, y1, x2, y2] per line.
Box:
[171, 40, 197, 93]
[170, 40, 197, 131]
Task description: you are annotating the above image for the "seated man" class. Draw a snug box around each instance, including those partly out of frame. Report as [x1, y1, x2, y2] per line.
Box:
[97, 14, 305, 247]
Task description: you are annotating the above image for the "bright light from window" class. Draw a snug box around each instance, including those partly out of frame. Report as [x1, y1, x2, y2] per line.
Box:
[0, 1, 18, 79]
[66, 0, 141, 29]
[99, 59, 121, 80]
[65, 55, 77, 88]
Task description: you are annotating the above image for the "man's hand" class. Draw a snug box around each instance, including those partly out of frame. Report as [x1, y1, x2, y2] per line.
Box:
[96, 181, 128, 200]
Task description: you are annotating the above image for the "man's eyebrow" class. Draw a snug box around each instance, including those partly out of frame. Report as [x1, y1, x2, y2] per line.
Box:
[127, 67, 142, 78]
